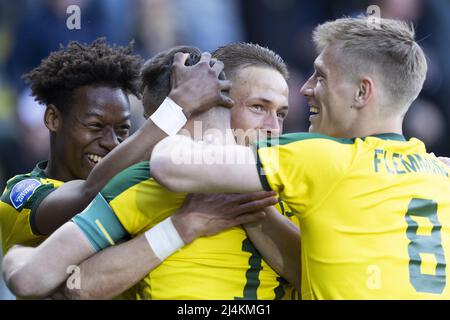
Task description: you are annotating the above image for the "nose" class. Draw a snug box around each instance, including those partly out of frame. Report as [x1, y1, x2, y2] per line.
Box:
[263, 112, 281, 138]
[300, 76, 315, 97]
[99, 128, 120, 152]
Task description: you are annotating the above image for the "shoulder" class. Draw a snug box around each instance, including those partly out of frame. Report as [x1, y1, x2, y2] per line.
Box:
[101, 162, 152, 202]
[0, 162, 61, 211]
[255, 132, 356, 169]
[257, 132, 356, 148]
[1, 173, 43, 210]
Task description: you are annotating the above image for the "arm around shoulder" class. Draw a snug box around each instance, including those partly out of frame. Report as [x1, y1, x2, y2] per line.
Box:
[150, 135, 263, 193]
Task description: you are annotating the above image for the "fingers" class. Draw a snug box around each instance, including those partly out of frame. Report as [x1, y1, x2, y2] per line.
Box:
[238, 197, 278, 214]
[234, 191, 277, 204]
[219, 80, 232, 92]
[216, 79, 233, 108]
[211, 59, 224, 76]
[173, 52, 189, 67]
[216, 92, 234, 109]
[233, 211, 266, 226]
[199, 52, 212, 64]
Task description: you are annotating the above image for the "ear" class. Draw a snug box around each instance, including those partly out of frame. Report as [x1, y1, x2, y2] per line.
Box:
[353, 77, 374, 109]
[44, 104, 62, 133]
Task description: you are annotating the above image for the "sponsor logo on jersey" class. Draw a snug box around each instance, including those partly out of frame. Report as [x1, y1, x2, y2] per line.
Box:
[10, 179, 42, 209]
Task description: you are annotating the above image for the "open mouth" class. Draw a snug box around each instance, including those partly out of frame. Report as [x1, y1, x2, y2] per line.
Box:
[309, 105, 320, 116]
[87, 153, 103, 166]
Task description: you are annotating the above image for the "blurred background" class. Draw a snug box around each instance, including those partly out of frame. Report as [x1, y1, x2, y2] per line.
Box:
[1, 0, 450, 299]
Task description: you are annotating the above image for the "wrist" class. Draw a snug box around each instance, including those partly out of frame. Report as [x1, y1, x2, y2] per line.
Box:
[150, 97, 187, 136]
[144, 217, 185, 261]
[168, 90, 193, 117]
[171, 213, 197, 244]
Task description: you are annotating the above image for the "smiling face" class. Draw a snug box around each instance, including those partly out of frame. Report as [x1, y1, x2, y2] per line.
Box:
[54, 85, 131, 180]
[300, 45, 358, 138]
[230, 66, 289, 145]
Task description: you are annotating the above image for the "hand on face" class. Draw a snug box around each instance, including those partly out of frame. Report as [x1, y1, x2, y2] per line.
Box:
[168, 52, 234, 117]
[171, 191, 278, 244]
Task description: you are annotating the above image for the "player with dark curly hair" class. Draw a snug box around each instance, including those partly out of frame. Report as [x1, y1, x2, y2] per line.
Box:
[22, 38, 142, 183]
[0, 37, 233, 263]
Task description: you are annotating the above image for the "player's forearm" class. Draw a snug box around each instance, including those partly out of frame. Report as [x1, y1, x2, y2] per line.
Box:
[61, 209, 211, 300]
[34, 121, 167, 235]
[3, 222, 95, 298]
[62, 235, 161, 300]
[2, 245, 37, 298]
[244, 206, 301, 291]
[3, 245, 64, 298]
[34, 180, 97, 235]
[151, 135, 262, 193]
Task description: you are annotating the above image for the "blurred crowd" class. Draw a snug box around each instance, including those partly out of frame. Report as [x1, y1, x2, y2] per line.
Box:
[1, 0, 450, 299]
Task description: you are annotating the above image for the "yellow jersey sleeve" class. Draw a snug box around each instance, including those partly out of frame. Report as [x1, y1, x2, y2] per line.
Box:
[72, 161, 186, 250]
[100, 161, 185, 236]
[255, 133, 355, 218]
[0, 166, 63, 253]
[72, 161, 185, 300]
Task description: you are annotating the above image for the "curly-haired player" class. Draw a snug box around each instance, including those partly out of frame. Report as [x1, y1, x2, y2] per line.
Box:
[0, 38, 141, 253]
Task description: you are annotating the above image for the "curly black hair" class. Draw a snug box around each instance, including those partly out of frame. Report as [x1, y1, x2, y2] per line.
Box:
[23, 37, 143, 113]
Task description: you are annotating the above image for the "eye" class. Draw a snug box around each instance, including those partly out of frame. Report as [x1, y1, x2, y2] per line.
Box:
[88, 122, 103, 130]
[314, 71, 325, 83]
[277, 112, 287, 120]
[120, 124, 131, 131]
[117, 124, 131, 136]
[249, 105, 266, 114]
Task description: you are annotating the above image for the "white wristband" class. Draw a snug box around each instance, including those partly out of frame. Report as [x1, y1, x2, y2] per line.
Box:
[144, 217, 185, 261]
[150, 97, 187, 136]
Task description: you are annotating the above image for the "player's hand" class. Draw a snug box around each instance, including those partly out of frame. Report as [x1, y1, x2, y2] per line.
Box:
[168, 52, 233, 117]
[171, 191, 278, 244]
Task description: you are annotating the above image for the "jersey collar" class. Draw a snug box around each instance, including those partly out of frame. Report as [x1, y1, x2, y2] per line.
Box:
[366, 133, 406, 142]
[32, 161, 50, 178]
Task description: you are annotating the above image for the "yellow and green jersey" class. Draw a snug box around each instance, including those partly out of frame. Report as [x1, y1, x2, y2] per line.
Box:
[256, 132, 450, 299]
[0, 161, 63, 254]
[74, 161, 299, 300]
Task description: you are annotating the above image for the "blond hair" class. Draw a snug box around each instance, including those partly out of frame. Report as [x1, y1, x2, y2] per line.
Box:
[313, 17, 427, 110]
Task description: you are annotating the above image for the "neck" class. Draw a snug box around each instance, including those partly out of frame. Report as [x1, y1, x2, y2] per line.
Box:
[182, 106, 235, 144]
[351, 119, 403, 138]
[44, 151, 75, 182]
[342, 106, 404, 139]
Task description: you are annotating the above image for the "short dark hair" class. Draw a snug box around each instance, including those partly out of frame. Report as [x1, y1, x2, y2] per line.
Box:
[23, 38, 143, 113]
[141, 46, 202, 110]
[212, 42, 289, 81]
[141, 45, 226, 112]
